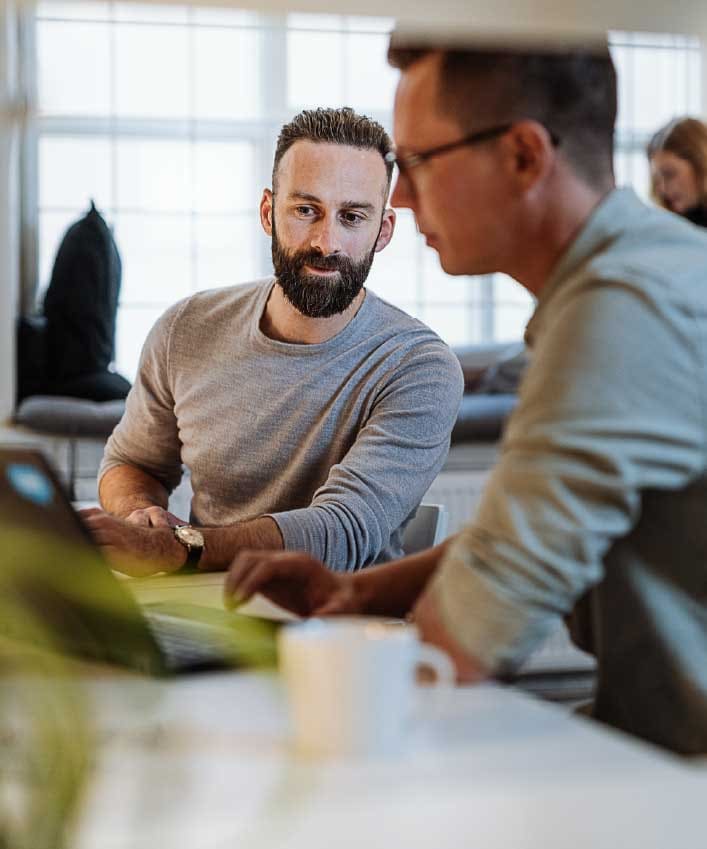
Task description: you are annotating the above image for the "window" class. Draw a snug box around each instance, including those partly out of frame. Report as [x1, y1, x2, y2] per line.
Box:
[611, 31, 702, 197]
[33, 5, 702, 379]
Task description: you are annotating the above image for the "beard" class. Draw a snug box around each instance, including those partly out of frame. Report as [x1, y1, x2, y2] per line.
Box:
[271, 216, 377, 318]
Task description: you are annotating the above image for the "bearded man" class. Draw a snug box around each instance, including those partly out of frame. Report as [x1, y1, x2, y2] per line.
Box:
[86, 107, 463, 576]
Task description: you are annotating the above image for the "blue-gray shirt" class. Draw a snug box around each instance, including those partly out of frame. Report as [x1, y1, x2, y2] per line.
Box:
[430, 188, 707, 754]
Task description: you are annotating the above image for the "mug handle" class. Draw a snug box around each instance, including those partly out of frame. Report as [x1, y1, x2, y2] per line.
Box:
[416, 643, 455, 686]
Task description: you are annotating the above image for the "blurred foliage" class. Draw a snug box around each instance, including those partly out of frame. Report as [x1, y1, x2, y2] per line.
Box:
[0, 528, 94, 849]
[0, 521, 279, 848]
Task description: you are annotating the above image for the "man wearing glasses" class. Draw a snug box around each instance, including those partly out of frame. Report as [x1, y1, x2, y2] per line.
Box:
[226, 41, 707, 756]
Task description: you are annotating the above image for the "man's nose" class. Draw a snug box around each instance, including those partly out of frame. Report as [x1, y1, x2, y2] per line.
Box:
[310, 217, 342, 255]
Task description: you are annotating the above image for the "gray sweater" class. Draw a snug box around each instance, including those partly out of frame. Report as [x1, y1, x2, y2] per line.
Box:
[100, 280, 463, 571]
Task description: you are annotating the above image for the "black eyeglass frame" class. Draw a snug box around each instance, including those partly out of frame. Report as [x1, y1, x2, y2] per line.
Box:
[385, 122, 560, 175]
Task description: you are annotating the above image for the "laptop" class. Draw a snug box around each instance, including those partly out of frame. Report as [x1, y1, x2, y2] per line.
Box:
[0, 446, 278, 675]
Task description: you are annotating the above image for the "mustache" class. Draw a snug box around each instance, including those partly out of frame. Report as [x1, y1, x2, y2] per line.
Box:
[291, 250, 352, 273]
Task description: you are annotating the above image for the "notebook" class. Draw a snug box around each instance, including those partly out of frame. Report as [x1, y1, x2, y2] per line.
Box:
[0, 446, 278, 675]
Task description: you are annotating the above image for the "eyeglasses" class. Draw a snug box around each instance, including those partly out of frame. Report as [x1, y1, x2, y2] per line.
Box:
[385, 122, 560, 177]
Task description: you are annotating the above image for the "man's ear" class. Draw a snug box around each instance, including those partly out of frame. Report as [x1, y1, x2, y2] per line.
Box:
[374, 208, 396, 253]
[504, 121, 556, 190]
[260, 189, 274, 236]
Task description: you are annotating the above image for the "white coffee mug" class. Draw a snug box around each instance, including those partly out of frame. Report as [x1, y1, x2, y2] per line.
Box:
[278, 616, 454, 759]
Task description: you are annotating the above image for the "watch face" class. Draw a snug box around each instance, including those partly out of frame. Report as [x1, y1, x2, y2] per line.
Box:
[175, 526, 204, 548]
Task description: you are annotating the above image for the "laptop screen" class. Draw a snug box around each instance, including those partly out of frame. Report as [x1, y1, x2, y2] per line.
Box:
[0, 446, 165, 674]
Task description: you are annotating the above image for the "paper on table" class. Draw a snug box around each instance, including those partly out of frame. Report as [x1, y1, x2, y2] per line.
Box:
[118, 571, 300, 622]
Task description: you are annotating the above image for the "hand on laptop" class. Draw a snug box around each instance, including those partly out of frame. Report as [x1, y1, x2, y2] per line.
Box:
[124, 506, 187, 528]
[79, 507, 186, 577]
[223, 551, 362, 618]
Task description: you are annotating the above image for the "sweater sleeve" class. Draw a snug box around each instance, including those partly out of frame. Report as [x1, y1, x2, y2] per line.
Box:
[428, 281, 705, 673]
[98, 301, 186, 493]
[270, 342, 463, 572]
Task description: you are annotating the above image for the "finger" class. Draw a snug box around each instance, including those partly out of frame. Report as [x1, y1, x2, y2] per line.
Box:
[165, 511, 187, 527]
[126, 509, 152, 527]
[230, 558, 306, 611]
[224, 552, 272, 604]
[312, 598, 348, 616]
[144, 507, 174, 528]
[78, 507, 104, 518]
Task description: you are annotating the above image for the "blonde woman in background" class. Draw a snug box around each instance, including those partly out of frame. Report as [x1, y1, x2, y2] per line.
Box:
[647, 116, 707, 227]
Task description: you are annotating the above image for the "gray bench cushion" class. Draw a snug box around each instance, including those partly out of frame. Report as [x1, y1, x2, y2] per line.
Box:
[15, 395, 125, 437]
[450, 394, 517, 443]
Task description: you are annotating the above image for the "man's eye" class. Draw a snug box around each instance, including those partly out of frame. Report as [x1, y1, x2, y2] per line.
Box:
[341, 212, 365, 226]
[295, 206, 316, 216]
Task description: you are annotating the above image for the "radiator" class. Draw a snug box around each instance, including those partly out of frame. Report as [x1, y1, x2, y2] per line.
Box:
[423, 469, 492, 538]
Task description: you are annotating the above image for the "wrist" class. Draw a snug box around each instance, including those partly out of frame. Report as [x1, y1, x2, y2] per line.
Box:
[350, 571, 375, 614]
[165, 529, 188, 571]
[172, 524, 205, 570]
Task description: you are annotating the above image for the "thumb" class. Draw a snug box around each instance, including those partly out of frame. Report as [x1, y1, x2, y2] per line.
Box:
[312, 595, 351, 616]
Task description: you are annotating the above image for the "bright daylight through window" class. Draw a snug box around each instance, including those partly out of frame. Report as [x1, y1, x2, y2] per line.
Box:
[33, 4, 702, 379]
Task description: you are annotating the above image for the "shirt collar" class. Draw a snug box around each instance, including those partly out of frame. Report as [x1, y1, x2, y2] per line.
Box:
[524, 187, 644, 347]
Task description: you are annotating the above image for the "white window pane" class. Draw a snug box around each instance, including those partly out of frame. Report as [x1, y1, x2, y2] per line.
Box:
[37, 20, 111, 116]
[115, 305, 168, 381]
[115, 24, 189, 118]
[113, 3, 188, 23]
[287, 31, 345, 109]
[421, 244, 470, 305]
[115, 213, 192, 303]
[115, 140, 191, 212]
[195, 216, 259, 290]
[194, 28, 261, 120]
[615, 150, 652, 200]
[628, 47, 696, 132]
[39, 137, 112, 210]
[194, 142, 256, 214]
[494, 302, 534, 342]
[493, 273, 534, 306]
[366, 211, 419, 304]
[611, 44, 634, 132]
[345, 33, 397, 112]
[37, 1, 110, 21]
[423, 304, 481, 346]
[288, 14, 343, 31]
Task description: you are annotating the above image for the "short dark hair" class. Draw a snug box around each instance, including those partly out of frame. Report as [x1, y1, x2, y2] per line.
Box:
[387, 42, 617, 188]
[272, 106, 394, 194]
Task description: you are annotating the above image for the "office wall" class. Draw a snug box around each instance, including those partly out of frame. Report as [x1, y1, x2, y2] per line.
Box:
[0, 2, 20, 423]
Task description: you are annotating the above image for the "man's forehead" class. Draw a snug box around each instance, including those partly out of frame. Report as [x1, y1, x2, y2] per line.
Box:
[276, 140, 388, 203]
[278, 140, 386, 178]
[393, 53, 461, 147]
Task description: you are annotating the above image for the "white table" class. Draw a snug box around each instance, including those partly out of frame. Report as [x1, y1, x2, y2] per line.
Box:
[69, 670, 706, 849]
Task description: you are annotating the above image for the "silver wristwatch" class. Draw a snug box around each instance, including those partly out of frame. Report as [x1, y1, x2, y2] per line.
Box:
[173, 524, 205, 568]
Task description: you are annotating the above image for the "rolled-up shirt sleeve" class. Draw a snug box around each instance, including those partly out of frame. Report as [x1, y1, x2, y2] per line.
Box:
[271, 343, 463, 571]
[428, 281, 705, 673]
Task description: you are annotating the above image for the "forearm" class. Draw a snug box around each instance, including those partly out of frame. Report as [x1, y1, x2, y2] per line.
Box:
[198, 516, 284, 571]
[350, 537, 454, 618]
[99, 464, 170, 518]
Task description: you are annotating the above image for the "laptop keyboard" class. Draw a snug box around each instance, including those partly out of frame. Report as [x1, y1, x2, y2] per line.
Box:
[144, 611, 239, 670]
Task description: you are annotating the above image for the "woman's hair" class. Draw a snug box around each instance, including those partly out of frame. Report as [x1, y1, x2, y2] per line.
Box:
[647, 117, 707, 209]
